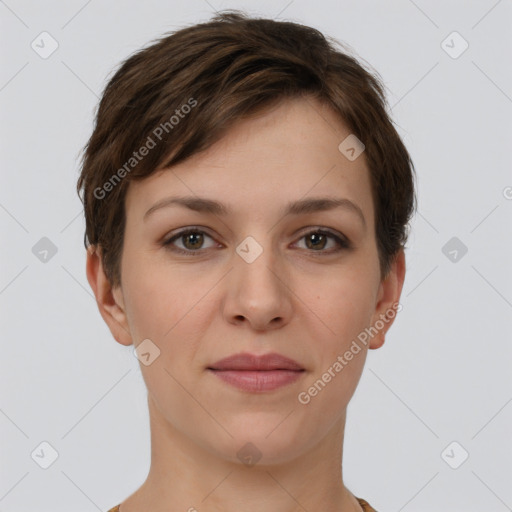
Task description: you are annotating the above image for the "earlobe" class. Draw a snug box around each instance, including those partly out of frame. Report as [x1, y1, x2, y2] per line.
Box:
[85, 245, 133, 346]
[369, 249, 406, 350]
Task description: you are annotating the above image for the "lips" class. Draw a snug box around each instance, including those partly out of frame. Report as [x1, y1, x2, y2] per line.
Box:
[207, 352, 305, 392]
[208, 352, 304, 371]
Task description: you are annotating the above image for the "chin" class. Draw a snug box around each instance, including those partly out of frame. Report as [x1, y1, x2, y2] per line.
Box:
[204, 418, 314, 467]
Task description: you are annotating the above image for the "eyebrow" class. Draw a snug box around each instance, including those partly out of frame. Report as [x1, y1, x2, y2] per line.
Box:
[143, 195, 366, 229]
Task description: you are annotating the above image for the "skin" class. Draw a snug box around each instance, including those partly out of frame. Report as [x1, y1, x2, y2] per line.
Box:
[87, 96, 406, 512]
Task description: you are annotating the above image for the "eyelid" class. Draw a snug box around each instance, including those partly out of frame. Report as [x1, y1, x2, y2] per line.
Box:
[163, 226, 219, 250]
[294, 225, 348, 242]
[292, 226, 351, 251]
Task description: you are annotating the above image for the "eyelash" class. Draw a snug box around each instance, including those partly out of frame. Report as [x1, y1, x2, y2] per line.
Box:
[162, 226, 351, 256]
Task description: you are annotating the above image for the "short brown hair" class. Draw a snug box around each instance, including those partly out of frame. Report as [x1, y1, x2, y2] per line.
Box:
[77, 10, 416, 288]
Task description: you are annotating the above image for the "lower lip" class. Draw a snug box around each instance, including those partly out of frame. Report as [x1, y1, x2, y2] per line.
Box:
[208, 369, 304, 392]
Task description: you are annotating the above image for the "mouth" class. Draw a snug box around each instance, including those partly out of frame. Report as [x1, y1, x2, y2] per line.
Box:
[207, 352, 305, 392]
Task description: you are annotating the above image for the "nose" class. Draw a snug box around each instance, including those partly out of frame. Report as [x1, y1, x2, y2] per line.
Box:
[222, 240, 294, 331]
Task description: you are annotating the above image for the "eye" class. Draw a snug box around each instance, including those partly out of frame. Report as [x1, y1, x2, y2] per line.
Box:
[294, 228, 350, 253]
[163, 228, 217, 255]
[162, 227, 350, 256]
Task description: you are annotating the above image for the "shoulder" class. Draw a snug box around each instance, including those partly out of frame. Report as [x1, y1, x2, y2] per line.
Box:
[108, 499, 375, 512]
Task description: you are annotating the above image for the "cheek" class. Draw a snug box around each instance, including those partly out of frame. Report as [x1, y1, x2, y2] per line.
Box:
[296, 277, 374, 425]
[121, 253, 205, 342]
[313, 269, 378, 347]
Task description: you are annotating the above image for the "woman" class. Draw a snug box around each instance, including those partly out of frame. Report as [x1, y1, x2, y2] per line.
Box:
[77, 10, 416, 512]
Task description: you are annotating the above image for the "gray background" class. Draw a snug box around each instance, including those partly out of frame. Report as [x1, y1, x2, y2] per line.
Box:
[1, 1, 511, 511]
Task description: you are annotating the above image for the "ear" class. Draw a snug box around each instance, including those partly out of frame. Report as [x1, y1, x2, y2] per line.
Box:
[86, 245, 133, 346]
[369, 248, 406, 350]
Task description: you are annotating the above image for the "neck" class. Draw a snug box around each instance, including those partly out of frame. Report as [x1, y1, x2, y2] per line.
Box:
[120, 394, 363, 512]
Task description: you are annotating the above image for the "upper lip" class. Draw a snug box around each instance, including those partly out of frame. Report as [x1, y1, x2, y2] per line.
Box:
[208, 352, 304, 371]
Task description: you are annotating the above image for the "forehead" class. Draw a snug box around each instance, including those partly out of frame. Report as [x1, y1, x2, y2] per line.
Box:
[124, 96, 374, 224]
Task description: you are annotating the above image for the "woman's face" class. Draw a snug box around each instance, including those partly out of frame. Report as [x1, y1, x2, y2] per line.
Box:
[91, 96, 405, 465]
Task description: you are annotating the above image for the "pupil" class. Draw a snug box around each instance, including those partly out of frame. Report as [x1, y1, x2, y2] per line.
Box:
[185, 233, 203, 249]
[307, 233, 325, 250]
